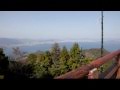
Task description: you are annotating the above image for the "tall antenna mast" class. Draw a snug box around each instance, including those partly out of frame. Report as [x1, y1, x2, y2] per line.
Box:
[101, 11, 104, 57]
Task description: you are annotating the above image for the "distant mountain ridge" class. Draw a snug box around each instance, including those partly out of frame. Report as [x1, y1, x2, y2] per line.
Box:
[0, 38, 120, 56]
[1, 37, 118, 47]
[0, 38, 100, 48]
[0, 38, 23, 46]
[0, 38, 56, 47]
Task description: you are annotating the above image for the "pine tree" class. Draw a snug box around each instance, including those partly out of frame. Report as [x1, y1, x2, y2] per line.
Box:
[59, 46, 70, 74]
[68, 43, 81, 70]
[70, 43, 81, 60]
[60, 46, 69, 63]
[49, 43, 61, 77]
[33, 51, 53, 78]
[50, 43, 61, 65]
[44, 51, 52, 68]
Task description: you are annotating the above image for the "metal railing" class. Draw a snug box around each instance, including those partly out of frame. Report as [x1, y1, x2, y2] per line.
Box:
[55, 49, 120, 79]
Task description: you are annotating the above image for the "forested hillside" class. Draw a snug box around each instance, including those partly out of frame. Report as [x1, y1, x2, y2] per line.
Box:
[0, 43, 111, 79]
[83, 48, 110, 59]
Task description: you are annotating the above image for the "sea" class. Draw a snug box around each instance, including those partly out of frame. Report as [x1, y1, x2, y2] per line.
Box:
[4, 41, 120, 56]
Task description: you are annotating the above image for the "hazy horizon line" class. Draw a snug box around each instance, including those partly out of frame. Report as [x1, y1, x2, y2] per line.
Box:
[0, 37, 120, 40]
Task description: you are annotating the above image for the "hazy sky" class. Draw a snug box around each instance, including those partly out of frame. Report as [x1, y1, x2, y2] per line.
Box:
[0, 11, 120, 40]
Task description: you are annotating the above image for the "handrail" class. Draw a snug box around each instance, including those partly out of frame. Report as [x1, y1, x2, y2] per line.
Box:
[55, 49, 120, 79]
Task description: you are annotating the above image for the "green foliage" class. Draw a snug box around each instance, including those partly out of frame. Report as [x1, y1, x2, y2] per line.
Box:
[36, 53, 45, 62]
[48, 43, 61, 77]
[82, 48, 109, 59]
[60, 46, 69, 61]
[0, 48, 9, 75]
[52, 46, 69, 75]
[98, 60, 114, 73]
[50, 43, 61, 64]
[27, 53, 37, 65]
[8, 42, 109, 79]
[70, 43, 81, 59]
[32, 51, 53, 78]
[49, 64, 61, 77]
[68, 43, 81, 70]
[33, 62, 48, 78]
[67, 58, 80, 70]
[8, 61, 33, 78]
[44, 51, 53, 68]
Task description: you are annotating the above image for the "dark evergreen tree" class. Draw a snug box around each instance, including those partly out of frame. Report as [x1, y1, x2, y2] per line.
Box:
[59, 46, 70, 74]
[50, 43, 61, 65]
[0, 48, 9, 78]
[68, 43, 81, 70]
